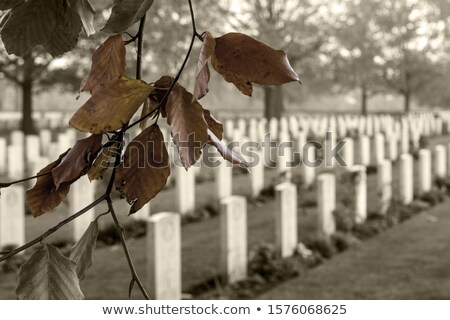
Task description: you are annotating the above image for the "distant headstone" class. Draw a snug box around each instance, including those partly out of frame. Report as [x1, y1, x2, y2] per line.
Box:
[175, 166, 195, 215]
[250, 148, 265, 198]
[7, 144, 24, 180]
[377, 159, 392, 215]
[302, 143, 316, 187]
[418, 149, 432, 194]
[0, 138, 6, 175]
[275, 182, 298, 257]
[215, 156, 232, 200]
[69, 178, 96, 242]
[358, 135, 370, 166]
[317, 173, 336, 236]
[220, 196, 247, 283]
[146, 212, 181, 300]
[399, 153, 413, 205]
[374, 133, 385, 165]
[341, 137, 354, 168]
[0, 185, 25, 248]
[433, 145, 446, 179]
[350, 165, 367, 224]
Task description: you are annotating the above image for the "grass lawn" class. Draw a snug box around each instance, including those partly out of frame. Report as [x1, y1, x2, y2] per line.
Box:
[0, 135, 449, 299]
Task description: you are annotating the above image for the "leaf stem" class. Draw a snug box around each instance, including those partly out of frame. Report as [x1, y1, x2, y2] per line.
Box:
[106, 196, 150, 300]
[0, 195, 106, 262]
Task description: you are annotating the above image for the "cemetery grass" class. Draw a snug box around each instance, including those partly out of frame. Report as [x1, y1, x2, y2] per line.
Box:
[1, 135, 450, 299]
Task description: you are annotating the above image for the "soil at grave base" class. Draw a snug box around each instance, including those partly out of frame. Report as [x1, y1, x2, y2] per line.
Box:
[257, 201, 450, 300]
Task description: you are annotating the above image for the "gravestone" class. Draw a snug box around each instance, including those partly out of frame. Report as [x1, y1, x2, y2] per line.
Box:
[277, 130, 292, 181]
[341, 137, 354, 167]
[387, 137, 398, 161]
[350, 165, 367, 224]
[220, 196, 247, 283]
[0, 138, 6, 175]
[0, 185, 25, 248]
[215, 156, 232, 200]
[275, 182, 298, 257]
[433, 145, 446, 179]
[176, 165, 195, 215]
[317, 173, 336, 236]
[399, 153, 413, 204]
[146, 212, 181, 300]
[302, 143, 316, 186]
[418, 149, 432, 194]
[377, 159, 392, 215]
[39, 129, 52, 157]
[250, 147, 265, 198]
[70, 178, 96, 241]
[7, 144, 24, 179]
[358, 135, 370, 166]
[374, 133, 385, 165]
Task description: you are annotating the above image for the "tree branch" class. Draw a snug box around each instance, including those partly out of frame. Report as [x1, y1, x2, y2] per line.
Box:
[124, 0, 199, 130]
[0, 194, 107, 262]
[0, 172, 51, 190]
[106, 196, 150, 300]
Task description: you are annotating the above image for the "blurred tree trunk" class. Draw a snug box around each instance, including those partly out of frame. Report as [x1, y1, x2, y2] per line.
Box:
[21, 53, 36, 135]
[403, 92, 411, 113]
[361, 83, 368, 116]
[264, 86, 284, 119]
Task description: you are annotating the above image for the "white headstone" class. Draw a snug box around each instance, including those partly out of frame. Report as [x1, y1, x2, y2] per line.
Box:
[401, 121, 409, 153]
[39, 129, 52, 157]
[220, 196, 247, 283]
[7, 144, 24, 179]
[358, 135, 370, 166]
[433, 145, 446, 179]
[275, 182, 298, 257]
[0, 138, 6, 175]
[302, 143, 316, 187]
[377, 159, 392, 215]
[176, 166, 195, 215]
[146, 212, 181, 300]
[350, 165, 367, 224]
[374, 133, 385, 165]
[215, 157, 232, 200]
[25, 135, 40, 170]
[399, 153, 413, 205]
[317, 173, 336, 236]
[70, 178, 96, 241]
[341, 137, 354, 168]
[0, 185, 25, 248]
[277, 130, 292, 181]
[418, 149, 432, 194]
[387, 136, 398, 161]
[250, 148, 265, 198]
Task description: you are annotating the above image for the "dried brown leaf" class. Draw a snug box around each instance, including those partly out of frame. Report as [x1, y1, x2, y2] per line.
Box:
[51, 134, 103, 189]
[165, 84, 209, 169]
[26, 151, 71, 217]
[115, 124, 170, 214]
[208, 129, 248, 167]
[203, 108, 223, 141]
[87, 142, 120, 181]
[193, 32, 215, 100]
[211, 32, 300, 96]
[70, 75, 153, 134]
[81, 34, 126, 93]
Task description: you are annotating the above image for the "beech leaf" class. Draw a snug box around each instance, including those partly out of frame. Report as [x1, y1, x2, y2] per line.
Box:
[115, 124, 170, 214]
[81, 34, 126, 93]
[70, 220, 99, 280]
[26, 151, 71, 217]
[208, 129, 248, 168]
[102, 0, 154, 33]
[16, 244, 84, 300]
[165, 82, 209, 169]
[52, 134, 103, 189]
[70, 75, 153, 134]
[203, 108, 223, 141]
[211, 32, 300, 96]
[87, 142, 120, 181]
[0, 0, 24, 10]
[69, 0, 96, 37]
[1, 0, 82, 56]
[193, 32, 215, 100]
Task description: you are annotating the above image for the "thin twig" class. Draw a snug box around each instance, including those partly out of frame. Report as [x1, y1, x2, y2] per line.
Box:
[106, 196, 150, 300]
[0, 195, 107, 262]
[123, 0, 199, 131]
[136, 14, 147, 81]
[0, 171, 50, 189]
